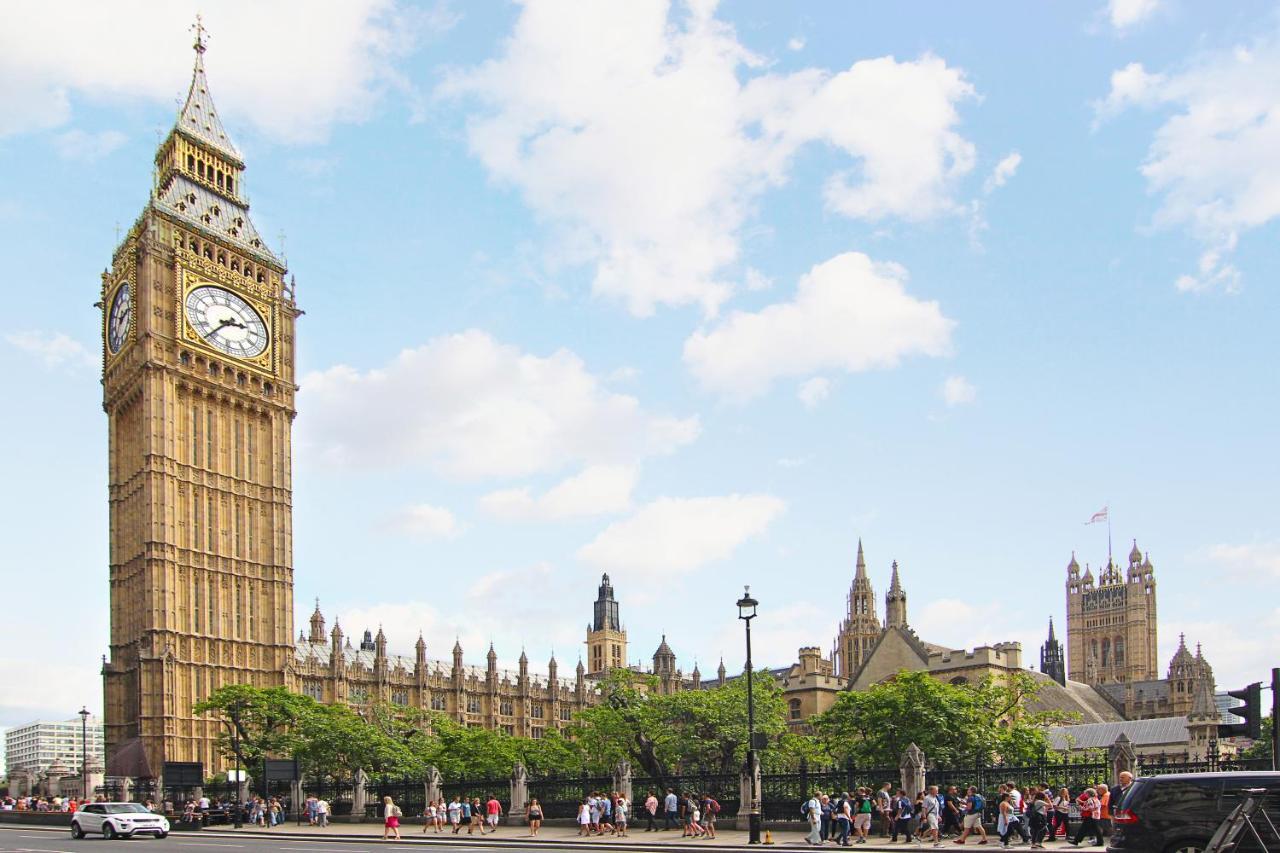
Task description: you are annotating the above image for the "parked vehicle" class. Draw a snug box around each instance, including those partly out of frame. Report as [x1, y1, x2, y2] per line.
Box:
[70, 802, 170, 839]
[1109, 771, 1280, 853]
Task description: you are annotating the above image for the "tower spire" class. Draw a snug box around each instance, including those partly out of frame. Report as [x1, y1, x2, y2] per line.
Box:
[855, 539, 867, 576]
[175, 17, 242, 162]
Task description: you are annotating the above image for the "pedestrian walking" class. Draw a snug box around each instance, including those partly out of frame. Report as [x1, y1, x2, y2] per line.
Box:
[381, 796, 402, 842]
[1069, 788, 1103, 847]
[528, 798, 543, 837]
[805, 791, 823, 846]
[953, 786, 988, 845]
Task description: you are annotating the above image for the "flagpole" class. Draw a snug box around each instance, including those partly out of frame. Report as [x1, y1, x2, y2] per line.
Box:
[1107, 504, 1112, 563]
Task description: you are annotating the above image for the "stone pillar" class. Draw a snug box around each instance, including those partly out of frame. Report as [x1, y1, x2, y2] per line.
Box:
[899, 743, 926, 800]
[290, 780, 303, 822]
[736, 750, 762, 830]
[612, 760, 633, 803]
[425, 766, 443, 809]
[1109, 733, 1136, 784]
[352, 768, 369, 822]
[510, 762, 529, 824]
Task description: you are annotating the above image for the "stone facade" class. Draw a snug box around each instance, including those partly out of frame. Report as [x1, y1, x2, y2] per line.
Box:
[288, 604, 591, 739]
[781, 648, 846, 731]
[1063, 540, 1217, 721]
[1065, 541, 1158, 685]
[101, 36, 297, 778]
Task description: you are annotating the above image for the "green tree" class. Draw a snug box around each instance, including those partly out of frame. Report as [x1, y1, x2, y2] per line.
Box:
[812, 670, 1073, 767]
[192, 685, 318, 768]
[567, 667, 811, 778]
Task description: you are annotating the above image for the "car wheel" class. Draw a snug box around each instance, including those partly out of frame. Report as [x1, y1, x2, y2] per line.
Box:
[157, 832, 168, 839]
[71, 822, 85, 839]
[1165, 842, 1205, 853]
[103, 823, 117, 839]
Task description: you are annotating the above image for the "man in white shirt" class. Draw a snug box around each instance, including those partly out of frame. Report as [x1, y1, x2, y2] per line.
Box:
[806, 792, 823, 845]
[923, 785, 942, 847]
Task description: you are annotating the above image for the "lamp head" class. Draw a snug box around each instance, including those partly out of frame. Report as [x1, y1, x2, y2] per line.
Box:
[736, 585, 758, 620]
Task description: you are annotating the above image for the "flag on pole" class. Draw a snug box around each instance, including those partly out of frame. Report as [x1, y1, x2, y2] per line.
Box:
[1085, 506, 1109, 525]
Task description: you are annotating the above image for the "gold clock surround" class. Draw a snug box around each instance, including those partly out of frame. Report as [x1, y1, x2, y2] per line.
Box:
[177, 254, 276, 375]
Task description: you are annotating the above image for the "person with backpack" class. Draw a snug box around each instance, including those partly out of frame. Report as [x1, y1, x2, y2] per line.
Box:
[701, 793, 720, 839]
[805, 791, 823, 845]
[953, 786, 987, 845]
[381, 796, 402, 842]
[892, 789, 914, 843]
[854, 788, 874, 844]
[834, 791, 853, 846]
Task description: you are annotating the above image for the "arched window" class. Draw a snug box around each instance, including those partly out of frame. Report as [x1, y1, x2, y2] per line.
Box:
[789, 699, 802, 721]
[217, 252, 226, 266]
[1114, 637, 1125, 665]
[950, 676, 969, 686]
[204, 245, 213, 260]
[197, 161, 205, 179]
[257, 271, 265, 283]
[227, 176, 235, 194]
[1101, 638, 1111, 667]
[187, 154, 195, 172]
[231, 259, 239, 272]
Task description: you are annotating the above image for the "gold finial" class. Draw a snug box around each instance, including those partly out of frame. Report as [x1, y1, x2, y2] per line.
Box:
[191, 14, 209, 55]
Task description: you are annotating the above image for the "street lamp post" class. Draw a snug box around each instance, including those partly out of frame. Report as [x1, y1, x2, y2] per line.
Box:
[222, 702, 245, 829]
[78, 707, 90, 803]
[737, 586, 761, 845]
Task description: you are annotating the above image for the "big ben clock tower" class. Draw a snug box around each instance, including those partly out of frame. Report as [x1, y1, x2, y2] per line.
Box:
[101, 24, 299, 777]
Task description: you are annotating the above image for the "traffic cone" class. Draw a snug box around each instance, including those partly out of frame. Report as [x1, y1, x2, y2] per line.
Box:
[764, 829, 775, 845]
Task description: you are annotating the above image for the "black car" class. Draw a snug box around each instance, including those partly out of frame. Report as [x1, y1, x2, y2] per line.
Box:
[1108, 771, 1280, 853]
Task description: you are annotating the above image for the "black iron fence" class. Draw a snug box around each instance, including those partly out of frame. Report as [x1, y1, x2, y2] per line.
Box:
[761, 760, 897, 821]
[526, 773, 611, 819]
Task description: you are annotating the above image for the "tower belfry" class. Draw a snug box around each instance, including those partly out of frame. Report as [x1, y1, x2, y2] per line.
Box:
[585, 573, 627, 676]
[833, 539, 882, 677]
[100, 23, 298, 776]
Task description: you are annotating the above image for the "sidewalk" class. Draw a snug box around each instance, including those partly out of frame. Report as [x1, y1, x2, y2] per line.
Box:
[203, 823, 1077, 852]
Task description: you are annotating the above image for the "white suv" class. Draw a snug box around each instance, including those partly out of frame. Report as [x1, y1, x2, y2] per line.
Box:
[71, 803, 170, 839]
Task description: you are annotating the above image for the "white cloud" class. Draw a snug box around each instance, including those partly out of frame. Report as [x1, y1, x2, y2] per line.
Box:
[388, 503, 461, 539]
[797, 377, 831, 409]
[577, 493, 786, 577]
[5, 330, 96, 370]
[1096, 38, 1280, 293]
[683, 252, 955, 400]
[911, 598, 1027, 651]
[983, 151, 1021, 194]
[1204, 541, 1280, 578]
[439, 1, 978, 316]
[0, 0, 449, 143]
[787, 37, 806, 52]
[744, 267, 774, 292]
[299, 330, 699, 479]
[480, 464, 638, 520]
[1160, 609, 1280, 690]
[941, 375, 977, 407]
[53, 129, 127, 162]
[1107, 0, 1160, 31]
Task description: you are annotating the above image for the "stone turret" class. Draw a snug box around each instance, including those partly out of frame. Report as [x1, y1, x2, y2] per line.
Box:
[360, 629, 375, 652]
[885, 561, 908, 629]
[717, 658, 727, 686]
[308, 599, 326, 643]
[330, 620, 345, 677]
[1040, 616, 1066, 686]
[415, 633, 427, 675]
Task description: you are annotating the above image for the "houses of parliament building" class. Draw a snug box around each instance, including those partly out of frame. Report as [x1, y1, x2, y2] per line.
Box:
[97, 29, 1220, 780]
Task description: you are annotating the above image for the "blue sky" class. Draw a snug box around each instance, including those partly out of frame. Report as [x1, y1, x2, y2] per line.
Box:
[2, 0, 1278, 729]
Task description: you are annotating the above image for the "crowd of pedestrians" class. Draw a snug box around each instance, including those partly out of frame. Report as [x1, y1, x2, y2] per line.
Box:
[799, 772, 1132, 850]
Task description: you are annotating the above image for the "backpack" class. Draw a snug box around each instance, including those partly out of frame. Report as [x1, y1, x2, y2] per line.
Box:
[707, 798, 720, 815]
[971, 794, 985, 813]
[801, 800, 812, 817]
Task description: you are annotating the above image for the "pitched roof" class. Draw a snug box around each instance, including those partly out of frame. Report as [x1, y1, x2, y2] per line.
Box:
[1047, 716, 1189, 751]
[154, 174, 281, 266]
[177, 45, 242, 161]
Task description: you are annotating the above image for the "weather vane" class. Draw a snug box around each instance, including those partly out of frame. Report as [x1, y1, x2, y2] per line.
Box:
[191, 14, 208, 54]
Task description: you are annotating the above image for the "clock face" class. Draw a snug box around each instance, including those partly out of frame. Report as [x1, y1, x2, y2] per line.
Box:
[184, 285, 269, 358]
[108, 282, 132, 354]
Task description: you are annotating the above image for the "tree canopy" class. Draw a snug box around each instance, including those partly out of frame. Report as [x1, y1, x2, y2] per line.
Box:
[811, 670, 1076, 767]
